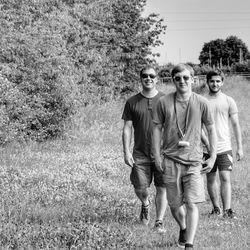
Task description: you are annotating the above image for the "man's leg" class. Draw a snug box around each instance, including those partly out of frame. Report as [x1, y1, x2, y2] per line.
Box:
[134, 188, 150, 206]
[219, 170, 231, 210]
[155, 186, 167, 221]
[134, 187, 151, 225]
[170, 205, 187, 248]
[185, 202, 199, 245]
[206, 171, 220, 210]
[170, 205, 186, 230]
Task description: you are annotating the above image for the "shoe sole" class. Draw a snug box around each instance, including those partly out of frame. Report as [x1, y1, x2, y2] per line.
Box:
[177, 242, 185, 249]
[154, 228, 166, 234]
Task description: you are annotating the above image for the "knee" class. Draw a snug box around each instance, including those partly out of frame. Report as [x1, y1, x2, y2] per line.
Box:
[219, 172, 231, 183]
[135, 188, 148, 196]
[206, 174, 216, 185]
[156, 186, 167, 196]
[185, 202, 197, 211]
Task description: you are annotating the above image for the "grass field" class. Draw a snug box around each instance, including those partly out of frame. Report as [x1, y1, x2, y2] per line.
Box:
[0, 76, 250, 249]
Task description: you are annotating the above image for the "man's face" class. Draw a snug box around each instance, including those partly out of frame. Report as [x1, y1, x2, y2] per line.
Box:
[173, 69, 193, 94]
[140, 68, 157, 91]
[207, 75, 224, 94]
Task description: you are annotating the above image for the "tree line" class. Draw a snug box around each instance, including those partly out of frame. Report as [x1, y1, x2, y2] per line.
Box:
[199, 36, 250, 68]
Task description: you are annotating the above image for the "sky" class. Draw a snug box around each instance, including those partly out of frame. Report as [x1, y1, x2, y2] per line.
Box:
[144, 0, 250, 65]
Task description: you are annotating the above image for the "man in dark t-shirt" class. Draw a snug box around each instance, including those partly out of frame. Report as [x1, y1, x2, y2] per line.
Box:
[122, 66, 167, 232]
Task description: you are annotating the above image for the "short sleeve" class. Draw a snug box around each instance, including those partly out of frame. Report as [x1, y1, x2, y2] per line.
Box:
[228, 96, 238, 116]
[201, 98, 214, 126]
[121, 101, 132, 121]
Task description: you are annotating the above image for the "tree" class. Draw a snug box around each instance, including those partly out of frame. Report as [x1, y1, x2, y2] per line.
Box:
[199, 35, 250, 67]
[108, 0, 166, 92]
[225, 36, 250, 66]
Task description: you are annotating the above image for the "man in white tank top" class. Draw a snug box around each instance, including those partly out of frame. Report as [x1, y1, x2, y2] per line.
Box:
[203, 70, 244, 218]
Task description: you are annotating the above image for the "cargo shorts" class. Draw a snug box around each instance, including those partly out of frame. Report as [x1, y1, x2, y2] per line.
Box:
[162, 157, 205, 207]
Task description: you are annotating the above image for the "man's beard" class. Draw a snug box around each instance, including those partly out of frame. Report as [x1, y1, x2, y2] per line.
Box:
[208, 86, 220, 94]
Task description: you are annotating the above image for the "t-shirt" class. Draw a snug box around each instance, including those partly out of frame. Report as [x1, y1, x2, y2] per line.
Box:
[122, 91, 165, 159]
[205, 92, 238, 154]
[153, 92, 213, 166]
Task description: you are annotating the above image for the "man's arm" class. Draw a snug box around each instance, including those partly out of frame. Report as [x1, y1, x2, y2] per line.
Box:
[201, 123, 217, 174]
[152, 123, 163, 172]
[122, 120, 134, 167]
[201, 128, 210, 154]
[231, 113, 244, 161]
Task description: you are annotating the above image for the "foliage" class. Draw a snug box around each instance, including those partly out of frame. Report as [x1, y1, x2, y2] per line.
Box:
[231, 61, 250, 73]
[0, 0, 166, 142]
[109, 0, 166, 93]
[199, 35, 250, 67]
[158, 63, 173, 78]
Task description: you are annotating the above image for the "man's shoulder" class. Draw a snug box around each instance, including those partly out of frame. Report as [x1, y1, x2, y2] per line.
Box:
[126, 92, 142, 103]
[158, 90, 166, 97]
[192, 92, 209, 103]
[223, 93, 236, 103]
[159, 91, 174, 101]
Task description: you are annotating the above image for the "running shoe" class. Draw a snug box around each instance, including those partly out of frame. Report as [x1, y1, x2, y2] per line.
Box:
[209, 206, 222, 216]
[177, 228, 186, 249]
[223, 208, 236, 219]
[154, 220, 166, 233]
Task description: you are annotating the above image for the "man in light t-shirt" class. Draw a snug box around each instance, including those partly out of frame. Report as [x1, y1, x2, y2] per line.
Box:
[203, 69, 244, 218]
[153, 64, 217, 250]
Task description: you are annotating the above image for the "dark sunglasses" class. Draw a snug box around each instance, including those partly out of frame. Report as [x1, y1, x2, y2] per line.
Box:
[141, 74, 156, 79]
[173, 75, 191, 82]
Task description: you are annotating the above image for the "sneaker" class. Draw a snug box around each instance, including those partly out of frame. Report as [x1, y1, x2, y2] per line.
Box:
[209, 206, 222, 216]
[154, 220, 166, 234]
[177, 228, 186, 249]
[223, 208, 236, 219]
[140, 202, 150, 225]
[185, 243, 194, 250]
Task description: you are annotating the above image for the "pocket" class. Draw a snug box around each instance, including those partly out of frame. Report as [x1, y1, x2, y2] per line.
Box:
[162, 158, 175, 176]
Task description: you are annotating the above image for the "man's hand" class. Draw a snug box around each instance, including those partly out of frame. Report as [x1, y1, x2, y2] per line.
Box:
[200, 157, 215, 174]
[236, 148, 244, 161]
[155, 155, 163, 173]
[124, 152, 134, 168]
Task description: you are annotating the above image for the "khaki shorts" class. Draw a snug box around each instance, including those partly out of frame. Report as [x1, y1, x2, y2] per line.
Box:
[163, 157, 205, 207]
[130, 155, 168, 189]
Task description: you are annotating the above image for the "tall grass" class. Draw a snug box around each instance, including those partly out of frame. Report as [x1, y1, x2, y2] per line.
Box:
[0, 77, 250, 249]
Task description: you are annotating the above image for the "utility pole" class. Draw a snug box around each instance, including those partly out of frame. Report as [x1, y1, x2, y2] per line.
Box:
[179, 48, 182, 63]
[239, 47, 243, 63]
[209, 47, 212, 67]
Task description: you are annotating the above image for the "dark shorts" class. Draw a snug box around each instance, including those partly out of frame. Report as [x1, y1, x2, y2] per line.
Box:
[130, 155, 167, 189]
[203, 150, 233, 173]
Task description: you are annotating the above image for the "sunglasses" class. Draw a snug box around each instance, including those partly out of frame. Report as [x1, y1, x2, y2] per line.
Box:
[141, 74, 156, 79]
[173, 75, 191, 82]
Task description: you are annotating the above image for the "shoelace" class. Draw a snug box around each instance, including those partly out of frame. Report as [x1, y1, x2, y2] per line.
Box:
[155, 220, 163, 227]
[141, 206, 149, 219]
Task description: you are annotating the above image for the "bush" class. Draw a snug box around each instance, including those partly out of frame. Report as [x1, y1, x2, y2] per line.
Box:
[231, 61, 250, 73]
[0, 67, 75, 143]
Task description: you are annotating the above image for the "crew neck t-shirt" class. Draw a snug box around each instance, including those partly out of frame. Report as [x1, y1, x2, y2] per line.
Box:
[205, 92, 238, 154]
[122, 91, 165, 159]
[153, 92, 213, 166]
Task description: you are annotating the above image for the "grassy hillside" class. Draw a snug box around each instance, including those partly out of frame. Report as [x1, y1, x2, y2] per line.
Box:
[0, 77, 250, 249]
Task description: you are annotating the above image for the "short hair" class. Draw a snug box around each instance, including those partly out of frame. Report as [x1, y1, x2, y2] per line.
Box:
[171, 63, 194, 78]
[140, 66, 157, 78]
[206, 69, 225, 82]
